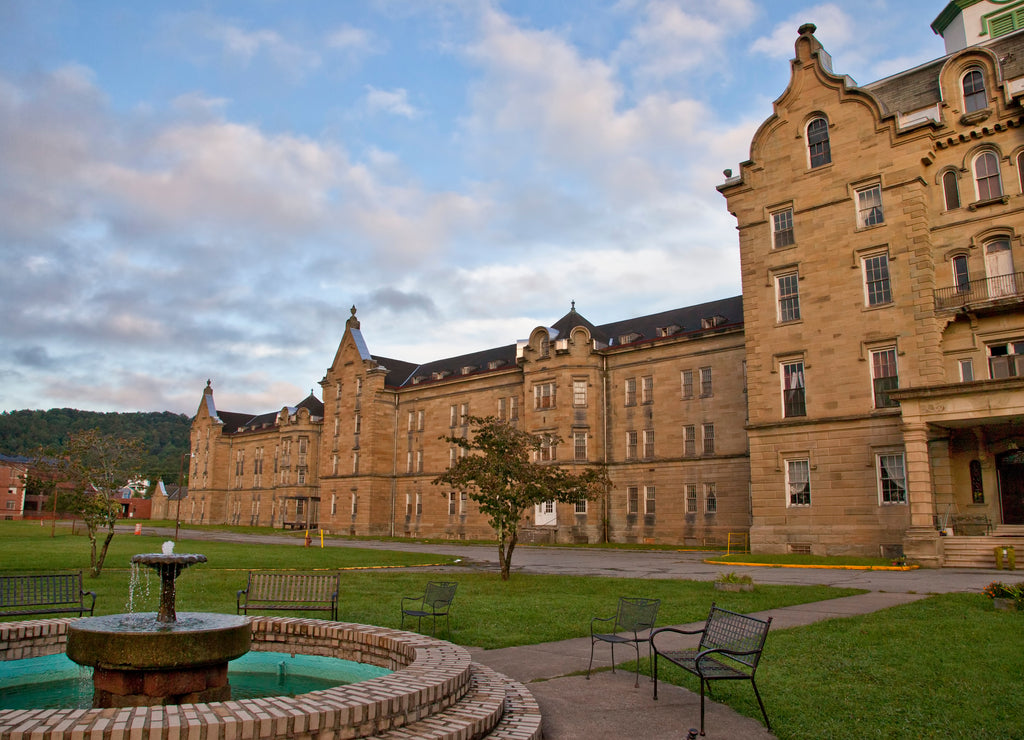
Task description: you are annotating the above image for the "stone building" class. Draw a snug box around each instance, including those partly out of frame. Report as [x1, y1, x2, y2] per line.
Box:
[718, 1, 1024, 564]
[187, 299, 750, 546]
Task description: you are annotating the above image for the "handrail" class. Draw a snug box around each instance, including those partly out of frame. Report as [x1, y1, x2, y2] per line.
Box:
[935, 272, 1024, 310]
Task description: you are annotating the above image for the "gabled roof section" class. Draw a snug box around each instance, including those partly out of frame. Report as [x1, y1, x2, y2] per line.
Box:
[380, 344, 519, 389]
[550, 303, 609, 344]
[296, 393, 324, 417]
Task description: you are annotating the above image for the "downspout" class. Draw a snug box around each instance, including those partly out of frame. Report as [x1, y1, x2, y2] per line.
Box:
[602, 351, 610, 544]
[390, 393, 399, 538]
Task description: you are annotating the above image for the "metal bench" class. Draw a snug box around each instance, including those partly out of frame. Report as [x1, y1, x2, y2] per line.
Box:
[0, 571, 96, 618]
[400, 581, 457, 636]
[236, 571, 340, 620]
[652, 603, 772, 737]
[586, 596, 661, 687]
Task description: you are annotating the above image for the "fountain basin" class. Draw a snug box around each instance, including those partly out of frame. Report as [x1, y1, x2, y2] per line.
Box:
[66, 613, 251, 706]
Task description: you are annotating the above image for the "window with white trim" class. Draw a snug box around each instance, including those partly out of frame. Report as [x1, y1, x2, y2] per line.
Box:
[575, 499, 588, 514]
[685, 484, 698, 514]
[460, 403, 469, 425]
[574, 431, 588, 461]
[772, 207, 795, 248]
[624, 377, 637, 406]
[877, 453, 907, 504]
[644, 485, 656, 515]
[699, 366, 713, 397]
[627, 486, 639, 515]
[776, 272, 801, 322]
[497, 397, 507, 420]
[702, 423, 715, 455]
[959, 358, 975, 382]
[509, 396, 519, 420]
[786, 459, 811, 506]
[856, 184, 884, 227]
[625, 431, 638, 460]
[974, 151, 1002, 201]
[642, 429, 655, 458]
[863, 253, 892, 306]
[538, 435, 556, 462]
[962, 68, 986, 113]
[683, 425, 696, 456]
[942, 170, 961, 210]
[448, 492, 457, 516]
[641, 375, 654, 404]
[449, 405, 457, 427]
[704, 483, 717, 514]
[782, 361, 806, 417]
[573, 379, 587, 407]
[534, 382, 556, 410]
[988, 339, 1024, 379]
[953, 254, 970, 293]
[681, 369, 694, 398]
[807, 117, 831, 168]
[871, 347, 899, 408]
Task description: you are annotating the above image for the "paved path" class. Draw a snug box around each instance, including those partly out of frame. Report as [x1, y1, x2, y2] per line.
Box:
[136, 527, 1010, 738]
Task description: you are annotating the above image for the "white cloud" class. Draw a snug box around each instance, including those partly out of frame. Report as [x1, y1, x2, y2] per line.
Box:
[363, 86, 421, 118]
[750, 4, 854, 59]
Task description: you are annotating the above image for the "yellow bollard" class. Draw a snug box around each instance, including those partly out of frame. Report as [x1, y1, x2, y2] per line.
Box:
[995, 546, 1016, 570]
[320, 529, 324, 548]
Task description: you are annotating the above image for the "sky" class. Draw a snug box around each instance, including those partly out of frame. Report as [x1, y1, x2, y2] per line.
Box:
[1, 0, 953, 417]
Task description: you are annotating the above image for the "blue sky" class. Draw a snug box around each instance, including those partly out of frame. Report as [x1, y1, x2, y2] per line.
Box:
[0, 0, 951, 416]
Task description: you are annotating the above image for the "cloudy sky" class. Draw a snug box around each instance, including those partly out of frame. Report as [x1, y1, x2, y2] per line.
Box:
[1, 0, 951, 416]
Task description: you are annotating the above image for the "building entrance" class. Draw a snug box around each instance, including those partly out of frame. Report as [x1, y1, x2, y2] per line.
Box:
[998, 450, 1024, 524]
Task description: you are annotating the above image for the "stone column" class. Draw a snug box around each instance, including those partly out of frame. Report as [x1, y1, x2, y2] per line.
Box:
[902, 421, 942, 567]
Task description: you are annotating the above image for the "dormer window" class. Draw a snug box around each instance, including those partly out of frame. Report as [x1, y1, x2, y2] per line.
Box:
[487, 359, 507, 370]
[701, 315, 727, 329]
[807, 117, 831, 168]
[461, 366, 477, 376]
[962, 68, 986, 114]
[657, 325, 681, 337]
[619, 332, 641, 345]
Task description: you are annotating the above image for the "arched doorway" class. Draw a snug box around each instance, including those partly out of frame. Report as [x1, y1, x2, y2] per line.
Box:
[997, 449, 1024, 524]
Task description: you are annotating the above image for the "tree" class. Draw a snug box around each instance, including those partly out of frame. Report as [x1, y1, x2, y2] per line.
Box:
[39, 429, 145, 577]
[434, 416, 608, 580]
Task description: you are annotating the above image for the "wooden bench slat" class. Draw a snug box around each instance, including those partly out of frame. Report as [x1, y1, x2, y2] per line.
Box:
[0, 572, 96, 618]
[237, 571, 340, 620]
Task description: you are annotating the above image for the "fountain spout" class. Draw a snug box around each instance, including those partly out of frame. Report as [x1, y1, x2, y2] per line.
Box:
[132, 551, 207, 622]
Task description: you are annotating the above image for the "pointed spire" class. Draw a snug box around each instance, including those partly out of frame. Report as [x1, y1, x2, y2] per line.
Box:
[204, 379, 213, 395]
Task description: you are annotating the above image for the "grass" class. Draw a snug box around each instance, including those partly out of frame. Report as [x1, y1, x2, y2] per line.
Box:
[640, 594, 1024, 739]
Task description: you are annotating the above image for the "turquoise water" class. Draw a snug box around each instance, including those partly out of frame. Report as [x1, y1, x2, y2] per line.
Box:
[0, 652, 391, 709]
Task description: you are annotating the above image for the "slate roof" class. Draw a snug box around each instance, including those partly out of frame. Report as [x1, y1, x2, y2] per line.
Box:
[372, 295, 743, 389]
[863, 28, 1024, 117]
[215, 392, 324, 434]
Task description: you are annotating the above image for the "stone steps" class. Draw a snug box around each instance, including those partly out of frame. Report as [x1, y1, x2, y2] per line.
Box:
[943, 536, 1024, 568]
[377, 663, 541, 740]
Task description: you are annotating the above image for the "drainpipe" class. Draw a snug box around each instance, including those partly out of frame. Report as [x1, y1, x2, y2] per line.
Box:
[390, 394, 399, 538]
[602, 352, 610, 544]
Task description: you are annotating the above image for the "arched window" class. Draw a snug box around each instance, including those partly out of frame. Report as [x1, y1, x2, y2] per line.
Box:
[952, 254, 970, 293]
[962, 68, 986, 113]
[807, 117, 831, 168]
[1017, 151, 1024, 193]
[942, 170, 960, 210]
[974, 151, 1002, 200]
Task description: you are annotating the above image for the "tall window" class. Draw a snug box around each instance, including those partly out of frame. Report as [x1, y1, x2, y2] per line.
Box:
[624, 378, 637, 406]
[573, 379, 587, 407]
[871, 347, 899, 408]
[699, 366, 713, 397]
[534, 383, 555, 409]
[942, 170, 960, 210]
[642, 429, 655, 458]
[772, 207, 795, 248]
[644, 486, 656, 515]
[683, 425, 696, 456]
[574, 431, 588, 461]
[787, 459, 811, 506]
[681, 369, 694, 398]
[856, 184, 884, 227]
[776, 272, 801, 322]
[877, 453, 907, 504]
[575, 499, 588, 514]
[1018, 151, 1024, 193]
[962, 68, 986, 113]
[807, 117, 831, 168]
[960, 358, 975, 382]
[974, 151, 1002, 200]
[641, 376, 654, 404]
[509, 396, 519, 420]
[686, 484, 698, 514]
[449, 405, 457, 427]
[952, 255, 970, 293]
[863, 253, 892, 306]
[460, 403, 469, 425]
[704, 483, 717, 514]
[625, 431, 638, 460]
[497, 397, 507, 420]
[782, 361, 806, 417]
[538, 435, 556, 461]
[627, 486, 639, 515]
[702, 423, 715, 455]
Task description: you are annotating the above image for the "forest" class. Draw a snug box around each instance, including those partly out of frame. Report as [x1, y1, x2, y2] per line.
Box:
[0, 408, 192, 485]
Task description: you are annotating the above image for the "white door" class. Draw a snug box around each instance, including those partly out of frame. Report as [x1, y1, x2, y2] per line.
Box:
[534, 499, 557, 526]
[985, 240, 1015, 297]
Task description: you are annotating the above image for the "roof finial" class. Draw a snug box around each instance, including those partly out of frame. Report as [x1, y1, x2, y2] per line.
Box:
[346, 305, 361, 330]
[571, 299, 576, 312]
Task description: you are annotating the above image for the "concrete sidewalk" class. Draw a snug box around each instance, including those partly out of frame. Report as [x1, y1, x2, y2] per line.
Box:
[470, 592, 929, 739]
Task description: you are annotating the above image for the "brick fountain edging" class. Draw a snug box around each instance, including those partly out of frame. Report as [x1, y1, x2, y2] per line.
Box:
[0, 617, 541, 740]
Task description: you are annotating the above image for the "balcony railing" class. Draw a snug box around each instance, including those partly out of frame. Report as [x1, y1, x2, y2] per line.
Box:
[935, 272, 1024, 310]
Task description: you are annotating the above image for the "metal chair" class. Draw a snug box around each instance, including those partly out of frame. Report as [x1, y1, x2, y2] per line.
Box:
[400, 581, 458, 636]
[587, 596, 661, 687]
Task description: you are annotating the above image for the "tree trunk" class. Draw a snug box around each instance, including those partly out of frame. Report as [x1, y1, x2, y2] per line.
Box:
[499, 533, 518, 581]
[92, 527, 116, 577]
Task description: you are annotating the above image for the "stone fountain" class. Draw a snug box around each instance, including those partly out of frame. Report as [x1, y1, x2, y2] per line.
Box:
[64, 542, 251, 707]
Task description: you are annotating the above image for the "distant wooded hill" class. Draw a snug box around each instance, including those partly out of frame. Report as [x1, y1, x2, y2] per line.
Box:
[0, 408, 193, 484]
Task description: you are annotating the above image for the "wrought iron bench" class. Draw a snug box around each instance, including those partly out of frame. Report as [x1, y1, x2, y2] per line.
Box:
[237, 571, 340, 620]
[652, 603, 772, 737]
[400, 581, 457, 636]
[0, 571, 96, 618]
[587, 596, 661, 687]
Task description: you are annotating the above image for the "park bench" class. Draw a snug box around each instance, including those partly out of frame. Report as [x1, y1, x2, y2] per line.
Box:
[651, 603, 772, 737]
[236, 571, 340, 620]
[0, 571, 96, 618]
[400, 581, 457, 636]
